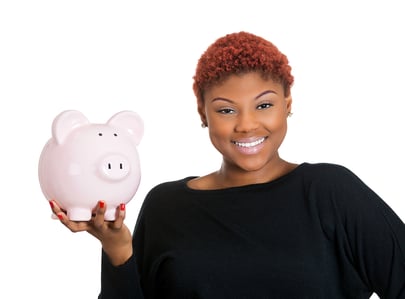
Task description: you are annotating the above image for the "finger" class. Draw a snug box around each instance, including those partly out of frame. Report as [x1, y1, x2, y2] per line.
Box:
[54, 212, 90, 232]
[49, 199, 68, 212]
[92, 201, 106, 229]
[49, 199, 57, 214]
[49, 200, 67, 219]
[109, 203, 126, 230]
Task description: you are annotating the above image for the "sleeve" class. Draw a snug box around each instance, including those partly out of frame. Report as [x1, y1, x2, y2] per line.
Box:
[98, 194, 151, 299]
[98, 251, 144, 299]
[328, 165, 405, 298]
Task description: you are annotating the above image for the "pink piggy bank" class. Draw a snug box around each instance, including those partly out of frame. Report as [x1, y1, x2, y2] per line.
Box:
[38, 110, 143, 221]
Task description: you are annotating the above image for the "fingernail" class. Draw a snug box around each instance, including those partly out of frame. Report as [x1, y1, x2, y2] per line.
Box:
[57, 214, 63, 220]
[99, 201, 105, 209]
[49, 200, 54, 209]
[120, 203, 125, 211]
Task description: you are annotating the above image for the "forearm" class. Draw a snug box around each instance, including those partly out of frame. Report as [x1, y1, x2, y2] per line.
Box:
[102, 241, 133, 266]
[99, 250, 144, 299]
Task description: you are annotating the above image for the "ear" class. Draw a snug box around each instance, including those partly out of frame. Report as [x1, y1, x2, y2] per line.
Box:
[197, 102, 208, 127]
[107, 111, 144, 146]
[52, 110, 89, 145]
[285, 94, 293, 116]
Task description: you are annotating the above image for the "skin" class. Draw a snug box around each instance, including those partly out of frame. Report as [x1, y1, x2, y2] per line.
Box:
[49, 71, 297, 266]
[190, 71, 297, 190]
[50, 200, 132, 266]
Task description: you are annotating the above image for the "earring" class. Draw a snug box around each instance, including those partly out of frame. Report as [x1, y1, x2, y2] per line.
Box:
[201, 123, 207, 128]
[288, 112, 293, 117]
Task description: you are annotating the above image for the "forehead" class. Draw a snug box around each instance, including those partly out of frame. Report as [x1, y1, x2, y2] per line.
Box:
[205, 72, 284, 100]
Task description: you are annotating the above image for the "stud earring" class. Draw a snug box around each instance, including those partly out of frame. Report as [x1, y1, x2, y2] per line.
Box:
[288, 112, 293, 117]
[201, 123, 207, 128]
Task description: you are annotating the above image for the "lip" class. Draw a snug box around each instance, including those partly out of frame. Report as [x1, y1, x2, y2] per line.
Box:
[231, 136, 267, 155]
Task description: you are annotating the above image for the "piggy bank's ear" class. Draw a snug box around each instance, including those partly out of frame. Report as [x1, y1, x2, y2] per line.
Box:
[52, 110, 90, 145]
[108, 111, 144, 145]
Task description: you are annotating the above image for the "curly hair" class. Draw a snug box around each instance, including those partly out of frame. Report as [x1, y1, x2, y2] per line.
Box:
[192, 32, 294, 107]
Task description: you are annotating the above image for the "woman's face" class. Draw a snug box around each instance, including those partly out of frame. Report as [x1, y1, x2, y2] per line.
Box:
[201, 72, 292, 173]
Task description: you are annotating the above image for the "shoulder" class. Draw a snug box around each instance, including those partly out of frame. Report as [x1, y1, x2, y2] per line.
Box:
[145, 177, 195, 199]
[301, 162, 353, 175]
[300, 162, 376, 208]
[300, 162, 361, 185]
[148, 177, 191, 193]
[140, 177, 196, 211]
[302, 162, 384, 214]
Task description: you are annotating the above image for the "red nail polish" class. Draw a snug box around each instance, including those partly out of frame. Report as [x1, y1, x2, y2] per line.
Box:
[99, 201, 105, 208]
[57, 214, 63, 220]
[120, 203, 125, 211]
[49, 201, 54, 209]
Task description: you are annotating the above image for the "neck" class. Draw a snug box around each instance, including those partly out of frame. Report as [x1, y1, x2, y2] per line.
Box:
[215, 157, 296, 188]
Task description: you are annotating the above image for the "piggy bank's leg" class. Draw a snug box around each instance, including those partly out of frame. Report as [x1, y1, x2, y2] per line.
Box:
[67, 208, 92, 221]
[104, 208, 117, 221]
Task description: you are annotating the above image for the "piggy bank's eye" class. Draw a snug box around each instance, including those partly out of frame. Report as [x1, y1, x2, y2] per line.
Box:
[98, 133, 103, 136]
[114, 133, 118, 137]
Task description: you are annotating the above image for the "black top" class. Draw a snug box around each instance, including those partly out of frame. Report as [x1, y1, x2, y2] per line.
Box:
[99, 163, 405, 298]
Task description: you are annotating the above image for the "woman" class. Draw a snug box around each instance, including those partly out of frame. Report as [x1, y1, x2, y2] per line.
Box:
[50, 31, 405, 298]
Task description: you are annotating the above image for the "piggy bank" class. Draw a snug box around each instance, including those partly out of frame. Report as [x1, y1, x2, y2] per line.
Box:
[38, 110, 143, 221]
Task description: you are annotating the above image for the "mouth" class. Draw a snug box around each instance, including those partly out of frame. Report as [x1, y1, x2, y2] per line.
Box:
[232, 137, 267, 148]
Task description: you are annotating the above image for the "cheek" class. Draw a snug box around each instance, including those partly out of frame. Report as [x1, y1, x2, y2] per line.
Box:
[206, 120, 234, 150]
[272, 118, 289, 140]
[208, 121, 231, 139]
[262, 113, 287, 130]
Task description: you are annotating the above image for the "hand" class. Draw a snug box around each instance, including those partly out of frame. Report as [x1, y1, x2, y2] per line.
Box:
[49, 200, 133, 266]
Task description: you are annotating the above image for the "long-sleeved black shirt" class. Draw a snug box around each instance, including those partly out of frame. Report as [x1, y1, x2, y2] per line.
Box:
[99, 163, 405, 298]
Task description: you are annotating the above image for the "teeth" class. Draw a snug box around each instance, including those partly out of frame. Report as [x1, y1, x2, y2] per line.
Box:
[234, 138, 265, 148]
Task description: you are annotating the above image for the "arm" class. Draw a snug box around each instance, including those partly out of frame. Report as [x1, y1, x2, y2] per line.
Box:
[50, 200, 144, 298]
[346, 192, 405, 298]
[99, 250, 143, 299]
[329, 167, 405, 298]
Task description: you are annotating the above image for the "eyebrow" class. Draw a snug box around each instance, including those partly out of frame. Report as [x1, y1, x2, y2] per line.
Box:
[211, 90, 277, 103]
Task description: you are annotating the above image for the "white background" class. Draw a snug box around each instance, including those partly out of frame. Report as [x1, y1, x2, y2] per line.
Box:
[1, 1, 404, 298]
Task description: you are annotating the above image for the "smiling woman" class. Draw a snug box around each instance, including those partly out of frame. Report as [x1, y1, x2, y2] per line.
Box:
[49, 31, 405, 299]
[199, 72, 293, 187]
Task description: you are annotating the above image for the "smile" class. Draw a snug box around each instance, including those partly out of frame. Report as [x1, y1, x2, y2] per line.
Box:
[233, 137, 266, 148]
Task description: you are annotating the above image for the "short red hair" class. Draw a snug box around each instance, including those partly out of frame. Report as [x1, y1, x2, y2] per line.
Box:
[192, 31, 294, 107]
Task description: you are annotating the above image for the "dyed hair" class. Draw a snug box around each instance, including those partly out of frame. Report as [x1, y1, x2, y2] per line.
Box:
[192, 31, 294, 107]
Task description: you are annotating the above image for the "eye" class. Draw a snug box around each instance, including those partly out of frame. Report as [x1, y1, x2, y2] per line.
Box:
[257, 103, 273, 110]
[98, 133, 103, 136]
[217, 108, 235, 114]
[114, 133, 118, 137]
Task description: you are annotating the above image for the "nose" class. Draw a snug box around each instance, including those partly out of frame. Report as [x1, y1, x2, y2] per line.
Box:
[98, 154, 130, 181]
[235, 111, 259, 132]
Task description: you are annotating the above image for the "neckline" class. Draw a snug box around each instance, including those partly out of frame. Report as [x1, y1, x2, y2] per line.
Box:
[183, 162, 309, 193]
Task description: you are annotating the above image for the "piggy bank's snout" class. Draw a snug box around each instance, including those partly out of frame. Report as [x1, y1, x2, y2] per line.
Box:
[99, 154, 131, 181]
